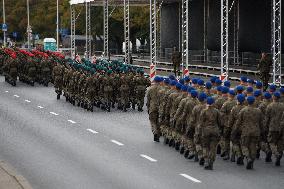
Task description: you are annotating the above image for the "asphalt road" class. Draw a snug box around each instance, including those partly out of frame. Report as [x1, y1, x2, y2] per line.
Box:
[0, 76, 283, 189]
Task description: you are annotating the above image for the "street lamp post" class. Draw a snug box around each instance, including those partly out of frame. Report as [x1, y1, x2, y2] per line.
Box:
[56, 0, 59, 51]
[2, 0, 6, 47]
[27, 0, 31, 49]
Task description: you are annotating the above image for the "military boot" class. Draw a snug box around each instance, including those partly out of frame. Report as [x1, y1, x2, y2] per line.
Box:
[194, 154, 199, 162]
[184, 150, 189, 158]
[236, 156, 244, 165]
[256, 149, 261, 159]
[57, 94, 60, 100]
[275, 153, 282, 166]
[164, 137, 169, 145]
[223, 152, 230, 160]
[246, 158, 253, 170]
[199, 158, 205, 166]
[169, 139, 174, 147]
[180, 146, 185, 154]
[265, 151, 272, 163]
[204, 160, 213, 170]
[175, 142, 180, 151]
[216, 145, 221, 155]
[187, 151, 195, 160]
[230, 153, 236, 162]
[154, 134, 160, 142]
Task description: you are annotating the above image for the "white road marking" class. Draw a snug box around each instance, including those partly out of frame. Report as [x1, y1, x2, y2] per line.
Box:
[13, 95, 19, 98]
[25, 100, 31, 103]
[37, 106, 44, 109]
[179, 174, 201, 183]
[50, 112, 59, 116]
[68, 120, 76, 124]
[87, 129, 98, 134]
[5, 91, 8, 93]
[140, 154, 157, 162]
[111, 140, 124, 146]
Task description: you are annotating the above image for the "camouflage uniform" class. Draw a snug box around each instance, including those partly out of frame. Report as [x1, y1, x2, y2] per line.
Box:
[147, 83, 162, 140]
[220, 98, 237, 159]
[52, 64, 64, 99]
[234, 105, 263, 168]
[200, 105, 222, 169]
[264, 100, 284, 165]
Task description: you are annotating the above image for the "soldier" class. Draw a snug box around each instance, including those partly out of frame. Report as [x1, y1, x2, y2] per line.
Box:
[147, 76, 163, 142]
[257, 53, 272, 91]
[190, 91, 207, 165]
[264, 92, 284, 166]
[200, 97, 222, 170]
[234, 96, 263, 169]
[119, 71, 130, 112]
[255, 81, 263, 91]
[220, 90, 237, 160]
[134, 70, 151, 111]
[230, 94, 246, 165]
[39, 56, 51, 86]
[171, 47, 181, 76]
[258, 92, 273, 162]
[185, 92, 206, 160]
[102, 70, 114, 112]
[52, 62, 64, 99]
[204, 82, 213, 96]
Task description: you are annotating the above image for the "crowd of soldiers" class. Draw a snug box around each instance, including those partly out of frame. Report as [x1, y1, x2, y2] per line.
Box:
[147, 75, 284, 170]
[52, 59, 150, 112]
[0, 48, 63, 86]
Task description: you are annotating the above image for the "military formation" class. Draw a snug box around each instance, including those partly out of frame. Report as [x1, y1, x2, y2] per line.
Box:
[52, 58, 150, 112]
[147, 75, 284, 170]
[0, 48, 63, 86]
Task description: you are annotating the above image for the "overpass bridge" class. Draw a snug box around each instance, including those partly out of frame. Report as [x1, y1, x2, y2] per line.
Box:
[69, 0, 282, 85]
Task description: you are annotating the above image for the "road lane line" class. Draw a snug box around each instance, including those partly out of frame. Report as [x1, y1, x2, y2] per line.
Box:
[140, 154, 157, 162]
[180, 174, 201, 183]
[87, 129, 98, 134]
[25, 100, 31, 103]
[68, 120, 76, 124]
[5, 91, 8, 93]
[13, 95, 19, 98]
[50, 112, 59, 116]
[111, 140, 124, 146]
[37, 106, 44, 109]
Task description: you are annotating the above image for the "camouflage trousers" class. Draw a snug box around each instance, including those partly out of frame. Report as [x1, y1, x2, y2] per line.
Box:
[149, 112, 160, 136]
[268, 131, 284, 158]
[241, 136, 259, 161]
[220, 127, 231, 154]
[202, 135, 219, 162]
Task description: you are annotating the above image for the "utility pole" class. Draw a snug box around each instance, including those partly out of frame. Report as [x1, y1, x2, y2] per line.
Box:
[56, 0, 59, 51]
[27, 0, 31, 49]
[2, 0, 6, 47]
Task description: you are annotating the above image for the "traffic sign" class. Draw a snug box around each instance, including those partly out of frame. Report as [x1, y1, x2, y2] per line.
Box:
[2, 23, 8, 32]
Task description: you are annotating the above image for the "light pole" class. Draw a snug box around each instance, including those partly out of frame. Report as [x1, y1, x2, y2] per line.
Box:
[2, 0, 6, 47]
[27, 0, 31, 49]
[56, 0, 59, 51]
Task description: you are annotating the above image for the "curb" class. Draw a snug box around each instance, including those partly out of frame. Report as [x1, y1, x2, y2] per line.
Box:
[0, 161, 33, 189]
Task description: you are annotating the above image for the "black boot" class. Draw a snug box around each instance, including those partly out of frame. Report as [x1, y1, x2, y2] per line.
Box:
[230, 154, 236, 162]
[199, 158, 205, 166]
[275, 154, 282, 166]
[223, 152, 230, 160]
[216, 145, 221, 155]
[246, 158, 253, 170]
[236, 156, 244, 165]
[256, 149, 260, 159]
[57, 94, 60, 100]
[154, 134, 160, 142]
[265, 151, 272, 163]
[184, 150, 189, 158]
[169, 139, 174, 147]
[188, 152, 195, 160]
[175, 142, 180, 151]
[180, 147, 185, 154]
[204, 161, 213, 170]
[194, 154, 199, 162]
[164, 138, 169, 145]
